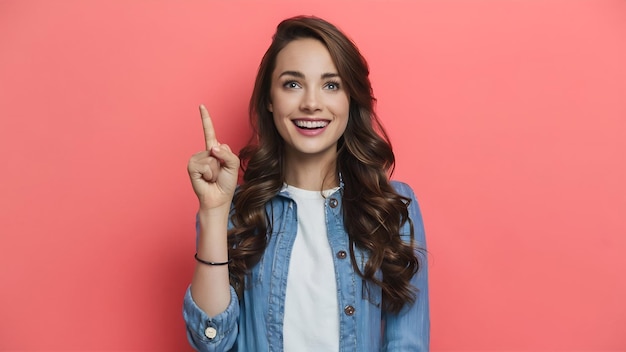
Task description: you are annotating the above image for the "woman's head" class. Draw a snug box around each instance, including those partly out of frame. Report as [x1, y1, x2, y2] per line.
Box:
[247, 16, 391, 175]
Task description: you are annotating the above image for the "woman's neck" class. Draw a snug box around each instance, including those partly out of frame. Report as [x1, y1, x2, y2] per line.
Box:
[283, 152, 338, 191]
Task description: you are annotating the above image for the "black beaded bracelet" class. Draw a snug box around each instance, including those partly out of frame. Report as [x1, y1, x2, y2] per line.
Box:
[194, 253, 232, 266]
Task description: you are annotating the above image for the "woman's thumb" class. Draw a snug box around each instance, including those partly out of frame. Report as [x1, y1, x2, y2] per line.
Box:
[211, 144, 240, 170]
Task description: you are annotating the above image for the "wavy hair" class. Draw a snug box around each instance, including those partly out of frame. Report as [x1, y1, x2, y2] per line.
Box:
[227, 15, 421, 313]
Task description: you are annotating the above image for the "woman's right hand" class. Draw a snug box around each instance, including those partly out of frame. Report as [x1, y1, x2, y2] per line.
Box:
[187, 105, 240, 210]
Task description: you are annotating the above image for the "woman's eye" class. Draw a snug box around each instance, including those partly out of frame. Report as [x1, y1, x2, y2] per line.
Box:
[284, 81, 300, 89]
[325, 82, 340, 90]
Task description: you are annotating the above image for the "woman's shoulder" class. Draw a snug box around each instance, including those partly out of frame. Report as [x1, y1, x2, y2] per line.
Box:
[390, 180, 417, 199]
[390, 180, 423, 217]
[391, 180, 426, 241]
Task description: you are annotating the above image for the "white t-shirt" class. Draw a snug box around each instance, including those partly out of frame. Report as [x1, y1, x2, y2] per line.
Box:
[283, 185, 340, 352]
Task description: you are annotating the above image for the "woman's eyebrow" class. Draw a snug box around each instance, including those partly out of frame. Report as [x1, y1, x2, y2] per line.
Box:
[279, 70, 305, 78]
[278, 71, 340, 79]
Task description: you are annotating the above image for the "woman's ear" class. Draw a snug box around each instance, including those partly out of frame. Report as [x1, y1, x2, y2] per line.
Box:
[267, 102, 273, 112]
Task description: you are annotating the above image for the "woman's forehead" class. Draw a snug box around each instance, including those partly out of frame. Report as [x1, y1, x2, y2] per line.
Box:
[272, 38, 339, 78]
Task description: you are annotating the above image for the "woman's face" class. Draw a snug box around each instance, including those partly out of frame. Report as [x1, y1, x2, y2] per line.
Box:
[269, 38, 350, 161]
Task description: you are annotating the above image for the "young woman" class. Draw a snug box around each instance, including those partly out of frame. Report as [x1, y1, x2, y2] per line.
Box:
[184, 16, 429, 351]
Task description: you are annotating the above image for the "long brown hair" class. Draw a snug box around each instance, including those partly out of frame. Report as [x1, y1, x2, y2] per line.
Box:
[228, 15, 421, 313]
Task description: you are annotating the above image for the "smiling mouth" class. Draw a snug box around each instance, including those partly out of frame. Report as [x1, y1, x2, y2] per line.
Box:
[293, 120, 330, 129]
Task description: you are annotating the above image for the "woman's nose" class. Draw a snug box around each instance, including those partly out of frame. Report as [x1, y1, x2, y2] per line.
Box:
[299, 89, 322, 112]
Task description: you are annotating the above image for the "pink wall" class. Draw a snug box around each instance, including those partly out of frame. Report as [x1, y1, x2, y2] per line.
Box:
[1, 0, 624, 350]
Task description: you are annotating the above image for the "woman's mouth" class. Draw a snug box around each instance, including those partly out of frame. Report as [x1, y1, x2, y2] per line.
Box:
[293, 119, 329, 129]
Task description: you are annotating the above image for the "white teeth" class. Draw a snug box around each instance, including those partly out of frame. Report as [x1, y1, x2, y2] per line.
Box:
[294, 120, 329, 129]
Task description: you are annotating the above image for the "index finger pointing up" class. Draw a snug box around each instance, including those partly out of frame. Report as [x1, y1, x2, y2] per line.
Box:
[199, 104, 218, 150]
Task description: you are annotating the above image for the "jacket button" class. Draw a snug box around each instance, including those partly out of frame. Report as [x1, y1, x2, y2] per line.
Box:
[329, 198, 338, 208]
[204, 326, 217, 339]
[344, 305, 355, 316]
[336, 250, 347, 259]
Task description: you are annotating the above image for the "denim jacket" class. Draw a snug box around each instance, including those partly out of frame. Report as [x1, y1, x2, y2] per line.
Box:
[183, 181, 429, 351]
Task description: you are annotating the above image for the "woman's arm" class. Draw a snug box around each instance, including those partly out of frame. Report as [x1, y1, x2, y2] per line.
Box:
[183, 105, 241, 351]
[191, 207, 232, 317]
[183, 209, 240, 351]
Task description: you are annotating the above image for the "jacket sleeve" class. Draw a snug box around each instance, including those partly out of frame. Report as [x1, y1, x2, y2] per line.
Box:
[183, 285, 239, 351]
[383, 181, 430, 351]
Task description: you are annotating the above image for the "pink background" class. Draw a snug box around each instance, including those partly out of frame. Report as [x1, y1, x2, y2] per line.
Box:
[1, 0, 625, 350]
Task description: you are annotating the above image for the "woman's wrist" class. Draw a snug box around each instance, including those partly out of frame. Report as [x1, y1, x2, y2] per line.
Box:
[198, 202, 231, 217]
